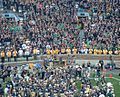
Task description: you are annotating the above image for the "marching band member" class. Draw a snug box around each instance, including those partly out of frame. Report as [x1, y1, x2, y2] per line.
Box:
[66, 47, 71, 55]
[72, 47, 77, 55]
[33, 47, 38, 59]
[89, 48, 93, 54]
[103, 49, 108, 55]
[13, 49, 17, 62]
[1, 50, 5, 63]
[6, 50, 12, 62]
[61, 47, 66, 54]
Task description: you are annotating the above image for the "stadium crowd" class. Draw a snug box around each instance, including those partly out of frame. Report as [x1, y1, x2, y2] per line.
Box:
[0, 0, 119, 96]
[0, 60, 115, 97]
[0, 0, 120, 58]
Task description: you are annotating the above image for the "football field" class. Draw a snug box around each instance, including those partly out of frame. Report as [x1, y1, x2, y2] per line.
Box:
[76, 71, 120, 97]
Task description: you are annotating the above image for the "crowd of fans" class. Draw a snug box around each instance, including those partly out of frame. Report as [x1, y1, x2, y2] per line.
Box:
[0, 60, 115, 97]
[0, 0, 119, 56]
[0, 0, 119, 97]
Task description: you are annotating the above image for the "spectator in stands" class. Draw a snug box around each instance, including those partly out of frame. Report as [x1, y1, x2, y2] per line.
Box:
[0, 0, 119, 61]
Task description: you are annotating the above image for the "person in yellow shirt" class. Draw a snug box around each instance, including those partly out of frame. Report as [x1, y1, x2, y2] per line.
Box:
[33, 48, 38, 60]
[72, 47, 77, 55]
[51, 49, 55, 55]
[46, 49, 51, 59]
[46, 49, 51, 55]
[98, 49, 102, 54]
[86, 87, 90, 94]
[55, 48, 59, 55]
[61, 48, 66, 54]
[94, 49, 98, 55]
[13, 49, 17, 62]
[108, 50, 113, 55]
[6, 50, 12, 62]
[89, 48, 93, 54]
[29, 63, 34, 69]
[66, 47, 71, 55]
[1, 50, 5, 63]
[103, 49, 108, 55]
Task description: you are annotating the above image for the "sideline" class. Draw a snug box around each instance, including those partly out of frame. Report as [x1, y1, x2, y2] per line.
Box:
[112, 77, 120, 81]
[90, 77, 120, 81]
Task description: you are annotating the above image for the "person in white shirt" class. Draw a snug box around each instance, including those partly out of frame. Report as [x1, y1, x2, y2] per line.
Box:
[4, 87, 9, 97]
[18, 48, 23, 57]
[99, 94, 105, 97]
[85, 48, 88, 54]
[46, 43, 51, 49]
[25, 49, 30, 61]
[22, 43, 27, 52]
[80, 48, 85, 54]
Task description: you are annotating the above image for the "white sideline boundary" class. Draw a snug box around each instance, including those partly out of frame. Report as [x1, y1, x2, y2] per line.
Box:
[112, 77, 120, 81]
[89, 77, 120, 81]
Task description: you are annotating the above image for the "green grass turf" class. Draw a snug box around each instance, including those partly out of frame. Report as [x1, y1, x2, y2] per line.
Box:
[106, 78, 120, 97]
[76, 75, 120, 97]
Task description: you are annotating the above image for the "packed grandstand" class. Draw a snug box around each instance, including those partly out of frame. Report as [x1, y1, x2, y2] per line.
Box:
[0, 0, 120, 97]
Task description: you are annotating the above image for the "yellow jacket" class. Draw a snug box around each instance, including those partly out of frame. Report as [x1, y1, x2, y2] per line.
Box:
[89, 49, 93, 54]
[1, 51, 5, 57]
[46, 49, 51, 55]
[55, 49, 59, 54]
[61, 48, 65, 54]
[7, 51, 12, 57]
[103, 49, 108, 55]
[72, 48, 77, 54]
[13, 50, 17, 57]
[66, 48, 71, 54]
[33, 49, 37, 54]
